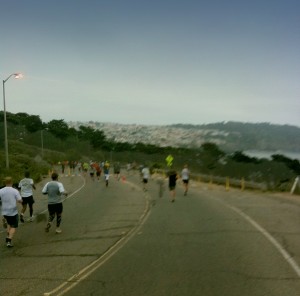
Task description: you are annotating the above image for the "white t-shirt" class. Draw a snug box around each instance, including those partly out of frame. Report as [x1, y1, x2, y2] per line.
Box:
[19, 178, 35, 197]
[181, 168, 190, 180]
[142, 167, 150, 179]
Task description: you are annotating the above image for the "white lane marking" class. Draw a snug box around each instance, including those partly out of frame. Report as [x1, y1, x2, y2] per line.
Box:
[43, 180, 151, 296]
[224, 202, 300, 278]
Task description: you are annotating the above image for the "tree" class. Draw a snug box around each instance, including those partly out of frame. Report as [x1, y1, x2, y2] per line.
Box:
[272, 154, 300, 175]
[78, 126, 95, 141]
[25, 115, 43, 133]
[230, 151, 259, 163]
[201, 142, 225, 159]
[199, 142, 226, 171]
[47, 119, 70, 140]
[90, 129, 106, 149]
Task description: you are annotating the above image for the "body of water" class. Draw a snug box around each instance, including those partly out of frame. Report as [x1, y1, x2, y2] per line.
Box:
[244, 150, 300, 161]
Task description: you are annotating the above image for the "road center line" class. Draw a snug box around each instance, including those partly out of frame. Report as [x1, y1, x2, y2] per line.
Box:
[43, 180, 151, 296]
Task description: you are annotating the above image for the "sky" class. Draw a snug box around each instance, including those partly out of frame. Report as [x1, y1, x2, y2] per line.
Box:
[1, 0, 300, 127]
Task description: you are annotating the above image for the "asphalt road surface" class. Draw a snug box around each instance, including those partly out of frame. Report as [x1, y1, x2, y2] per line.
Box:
[1, 170, 300, 296]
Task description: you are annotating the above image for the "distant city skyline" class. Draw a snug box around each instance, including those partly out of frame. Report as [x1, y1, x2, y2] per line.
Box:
[1, 0, 300, 127]
[68, 121, 300, 157]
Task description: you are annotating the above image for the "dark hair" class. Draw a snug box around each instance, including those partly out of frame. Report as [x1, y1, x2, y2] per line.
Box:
[25, 171, 30, 178]
[51, 172, 59, 180]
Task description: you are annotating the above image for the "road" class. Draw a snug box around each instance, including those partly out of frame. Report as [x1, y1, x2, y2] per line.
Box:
[1, 170, 300, 295]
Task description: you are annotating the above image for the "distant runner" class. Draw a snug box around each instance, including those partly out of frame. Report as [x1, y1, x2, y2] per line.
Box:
[141, 165, 150, 191]
[181, 164, 190, 196]
[113, 162, 121, 180]
[92, 162, 102, 181]
[18, 171, 36, 222]
[103, 161, 110, 187]
[168, 169, 178, 202]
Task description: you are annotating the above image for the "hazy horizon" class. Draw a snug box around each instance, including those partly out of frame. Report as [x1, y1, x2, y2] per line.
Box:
[67, 119, 300, 129]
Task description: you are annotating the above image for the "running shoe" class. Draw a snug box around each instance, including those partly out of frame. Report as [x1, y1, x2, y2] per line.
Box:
[29, 216, 34, 222]
[6, 242, 13, 248]
[45, 222, 51, 232]
[55, 228, 62, 234]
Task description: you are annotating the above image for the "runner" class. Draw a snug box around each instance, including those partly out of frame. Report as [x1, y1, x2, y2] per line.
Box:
[92, 161, 102, 181]
[113, 162, 121, 180]
[18, 171, 36, 222]
[89, 163, 96, 181]
[42, 172, 68, 234]
[141, 165, 150, 191]
[181, 164, 190, 196]
[0, 177, 22, 247]
[168, 169, 178, 202]
[82, 162, 89, 177]
[103, 161, 110, 187]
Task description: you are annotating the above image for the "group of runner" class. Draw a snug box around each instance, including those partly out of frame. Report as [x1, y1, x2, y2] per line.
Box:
[84, 161, 121, 186]
[141, 164, 190, 202]
[0, 162, 190, 248]
[0, 171, 67, 248]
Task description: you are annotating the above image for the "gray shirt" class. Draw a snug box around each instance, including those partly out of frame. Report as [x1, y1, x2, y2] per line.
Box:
[42, 181, 66, 204]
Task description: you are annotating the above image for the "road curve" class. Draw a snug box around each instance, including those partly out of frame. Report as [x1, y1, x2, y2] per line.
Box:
[1, 171, 300, 296]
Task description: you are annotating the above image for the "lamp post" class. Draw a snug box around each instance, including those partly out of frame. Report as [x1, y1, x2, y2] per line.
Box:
[41, 127, 48, 158]
[41, 129, 44, 158]
[2, 73, 23, 169]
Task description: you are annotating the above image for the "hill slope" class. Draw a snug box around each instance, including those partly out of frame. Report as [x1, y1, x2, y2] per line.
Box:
[70, 121, 300, 153]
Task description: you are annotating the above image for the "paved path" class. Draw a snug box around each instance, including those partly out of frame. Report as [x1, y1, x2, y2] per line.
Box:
[1, 170, 300, 295]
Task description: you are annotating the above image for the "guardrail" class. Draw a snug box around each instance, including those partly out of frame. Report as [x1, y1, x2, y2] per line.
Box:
[151, 169, 269, 192]
[190, 173, 267, 191]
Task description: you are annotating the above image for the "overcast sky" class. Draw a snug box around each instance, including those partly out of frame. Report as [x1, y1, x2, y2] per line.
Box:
[1, 0, 299, 127]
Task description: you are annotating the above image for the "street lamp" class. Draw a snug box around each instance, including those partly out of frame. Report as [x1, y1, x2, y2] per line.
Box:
[41, 129, 44, 158]
[41, 127, 48, 158]
[2, 73, 23, 169]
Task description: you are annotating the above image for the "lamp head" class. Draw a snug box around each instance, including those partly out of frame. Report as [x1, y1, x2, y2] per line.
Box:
[14, 73, 23, 79]
[3, 72, 24, 83]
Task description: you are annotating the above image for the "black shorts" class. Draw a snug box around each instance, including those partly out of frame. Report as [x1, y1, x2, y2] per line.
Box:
[4, 214, 19, 228]
[48, 203, 63, 215]
[143, 178, 148, 184]
[22, 195, 35, 205]
[182, 179, 189, 184]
